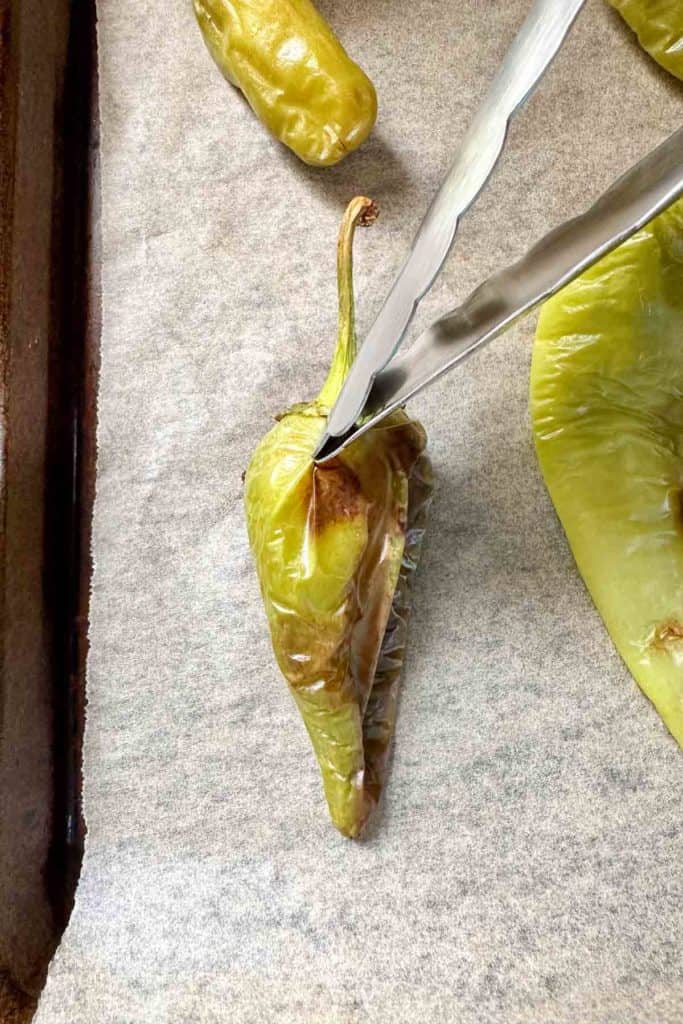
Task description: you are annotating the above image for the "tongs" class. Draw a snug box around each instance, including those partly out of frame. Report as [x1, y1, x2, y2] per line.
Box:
[314, 0, 683, 463]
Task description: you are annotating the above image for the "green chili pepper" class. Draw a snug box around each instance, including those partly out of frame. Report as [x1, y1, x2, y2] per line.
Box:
[609, 0, 683, 80]
[531, 198, 683, 746]
[193, 0, 377, 166]
[244, 198, 432, 836]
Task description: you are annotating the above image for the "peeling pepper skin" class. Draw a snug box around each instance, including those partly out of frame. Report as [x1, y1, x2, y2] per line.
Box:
[244, 198, 432, 836]
[193, 0, 377, 166]
[531, 199, 683, 746]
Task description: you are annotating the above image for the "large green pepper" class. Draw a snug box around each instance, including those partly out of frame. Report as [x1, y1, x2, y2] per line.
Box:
[609, 0, 683, 79]
[193, 0, 377, 166]
[244, 198, 432, 836]
[531, 199, 683, 746]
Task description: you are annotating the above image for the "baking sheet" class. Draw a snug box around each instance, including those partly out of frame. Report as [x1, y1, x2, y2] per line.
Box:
[36, 1, 682, 1021]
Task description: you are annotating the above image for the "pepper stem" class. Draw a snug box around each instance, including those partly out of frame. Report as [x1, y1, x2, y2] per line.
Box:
[317, 196, 378, 408]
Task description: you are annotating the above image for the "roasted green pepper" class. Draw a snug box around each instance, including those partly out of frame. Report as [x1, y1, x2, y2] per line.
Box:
[609, 0, 683, 79]
[244, 198, 432, 836]
[531, 198, 683, 746]
[193, 0, 377, 166]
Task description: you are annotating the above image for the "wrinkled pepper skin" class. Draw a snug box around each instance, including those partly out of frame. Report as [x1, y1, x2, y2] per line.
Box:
[531, 199, 683, 746]
[245, 198, 432, 836]
[609, 0, 683, 79]
[193, 0, 377, 166]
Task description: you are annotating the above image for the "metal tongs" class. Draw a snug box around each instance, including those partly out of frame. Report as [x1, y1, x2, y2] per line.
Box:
[314, 0, 683, 463]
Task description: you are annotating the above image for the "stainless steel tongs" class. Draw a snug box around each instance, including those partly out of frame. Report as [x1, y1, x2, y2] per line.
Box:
[313, 0, 683, 463]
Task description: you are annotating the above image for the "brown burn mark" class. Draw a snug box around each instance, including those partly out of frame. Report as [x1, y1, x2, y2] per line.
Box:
[651, 621, 683, 651]
[302, 459, 365, 535]
[381, 419, 427, 477]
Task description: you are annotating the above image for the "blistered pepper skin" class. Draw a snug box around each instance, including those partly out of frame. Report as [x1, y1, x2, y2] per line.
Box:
[609, 0, 683, 79]
[193, 0, 377, 166]
[244, 199, 432, 836]
[531, 200, 683, 746]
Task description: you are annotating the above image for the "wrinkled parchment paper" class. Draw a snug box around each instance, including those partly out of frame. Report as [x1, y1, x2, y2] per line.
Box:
[36, 2, 682, 1021]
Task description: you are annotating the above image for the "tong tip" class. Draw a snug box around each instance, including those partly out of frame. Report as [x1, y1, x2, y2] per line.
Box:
[313, 428, 356, 465]
[312, 432, 338, 465]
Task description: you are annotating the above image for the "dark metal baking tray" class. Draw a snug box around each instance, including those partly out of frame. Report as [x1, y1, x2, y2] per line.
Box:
[0, 1, 99, 1019]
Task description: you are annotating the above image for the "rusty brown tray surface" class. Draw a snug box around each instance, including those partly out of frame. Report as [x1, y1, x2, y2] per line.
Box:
[0, 0, 98, 1019]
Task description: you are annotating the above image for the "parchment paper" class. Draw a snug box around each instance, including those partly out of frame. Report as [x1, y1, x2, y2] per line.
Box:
[36, 2, 682, 1021]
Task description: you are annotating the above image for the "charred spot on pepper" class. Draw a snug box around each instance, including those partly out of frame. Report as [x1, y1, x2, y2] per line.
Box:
[650, 621, 683, 650]
[384, 421, 428, 476]
[308, 459, 365, 534]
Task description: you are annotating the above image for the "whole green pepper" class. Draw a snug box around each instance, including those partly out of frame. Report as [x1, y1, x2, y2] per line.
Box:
[193, 0, 377, 166]
[244, 197, 432, 836]
[531, 198, 683, 747]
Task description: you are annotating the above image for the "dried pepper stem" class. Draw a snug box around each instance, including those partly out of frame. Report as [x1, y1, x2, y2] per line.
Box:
[317, 197, 378, 408]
